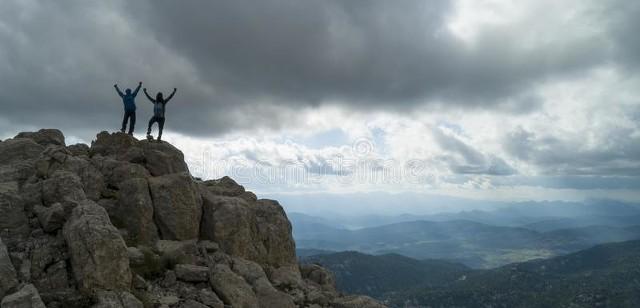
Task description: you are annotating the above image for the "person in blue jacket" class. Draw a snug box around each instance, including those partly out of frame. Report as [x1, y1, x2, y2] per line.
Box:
[114, 82, 142, 135]
[144, 87, 177, 141]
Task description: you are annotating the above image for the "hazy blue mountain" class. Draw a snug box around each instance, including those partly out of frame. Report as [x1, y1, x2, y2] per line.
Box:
[301, 251, 469, 298]
[296, 248, 336, 258]
[386, 240, 640, 307]
[285, 199, 640, 231]
[295, 219, 640, 268]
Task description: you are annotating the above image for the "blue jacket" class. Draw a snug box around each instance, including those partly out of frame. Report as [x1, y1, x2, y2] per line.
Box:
[115, 84, 141, 112]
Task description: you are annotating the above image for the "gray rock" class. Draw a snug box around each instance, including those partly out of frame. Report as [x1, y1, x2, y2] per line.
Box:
[66, 143, 90, 157]
[0, 237, 18, 299]
[175, 264, 209, 282]
[19, 182, 42, 211]
[15, 129, 66, 147]
[0, 138, 44, 166]
[201, 176, 245, 197]
[92, 158, 150, 188]
[0, 284, 46, 308]
[0, 192, 30, 244]
[63, 200, 132, 292]
[42, 171, 86, 206]
[160, 270, 177, 288]
[250, 199, 297, 266]
[269, 265, 304, 290]
[197, 240, 219, 253]
[300, 264, 337, 293]
[178, 299, 208, 308]
[92, 291, 143, 308]
[113, 178, 158, 245]
[132, 274, 148, 290]
[231, 257, 267, 285]
[155, 240, 199, 265]
[199, 191, 296, 268]
[157, 295, 180, 306]
[89, 131, 139, 159]
[126, 247, 145, 266]
[34, 203, 66, 233]
[209, 264, 258, 308]
[138, 141, 189, 176]
[196, 289, 224, 308]
[332, 295, 388, 308]
[199, 194, 254, 259]
[32, 260, 69, 292]
[253, 277, 296, 308]
[149, 173, 202, 240]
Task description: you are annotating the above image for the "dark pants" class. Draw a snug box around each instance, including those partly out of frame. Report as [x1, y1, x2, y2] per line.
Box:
[147, 116, 165, 139]
[121, 110, 136, 134]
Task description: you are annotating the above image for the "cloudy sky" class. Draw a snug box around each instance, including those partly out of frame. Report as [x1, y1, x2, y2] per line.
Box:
[1, 0, 639, 208]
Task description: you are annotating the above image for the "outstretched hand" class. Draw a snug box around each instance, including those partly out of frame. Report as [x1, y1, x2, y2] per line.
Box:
[173, 88, 177, 91]
[114, 84, 118, 88]
[143, 88, 147, 91]
[139, 81, 142, 85]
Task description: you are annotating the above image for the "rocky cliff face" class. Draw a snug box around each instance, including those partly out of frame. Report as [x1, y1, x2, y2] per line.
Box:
[0, 129, 385, 308]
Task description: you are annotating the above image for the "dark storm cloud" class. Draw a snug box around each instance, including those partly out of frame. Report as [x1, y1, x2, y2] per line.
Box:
[0, 0, 636, 140]
[432, 127, 516, 176]
[503, 127, 640, 177]
[130, 0, 606, 112]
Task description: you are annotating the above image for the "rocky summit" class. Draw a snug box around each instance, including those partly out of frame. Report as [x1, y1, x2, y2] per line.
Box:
[0, 129, 385, 308]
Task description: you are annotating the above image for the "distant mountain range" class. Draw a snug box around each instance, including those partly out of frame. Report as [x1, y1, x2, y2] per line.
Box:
[302, 251, 469, 298]
[290, 201, 640, 268]
[303, 240, 640, 307]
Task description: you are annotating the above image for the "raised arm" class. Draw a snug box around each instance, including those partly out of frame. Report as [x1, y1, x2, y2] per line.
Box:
[132, 82, 142, 96]
[114, 84, 124, 97]
[165, 88, 177, 103]
[143, 88, 155, 103]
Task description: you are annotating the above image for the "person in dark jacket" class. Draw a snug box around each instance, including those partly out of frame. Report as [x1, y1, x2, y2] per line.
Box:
[114, 82, 142, 135]
[143, 87, 177, 141]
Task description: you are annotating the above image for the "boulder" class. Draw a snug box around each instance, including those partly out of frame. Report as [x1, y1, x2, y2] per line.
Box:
[42, 171, 86, 206]
[91, 157, 151, 188]
[0, 237, 18, 299]
[300, 264, 337, 293]
[231, 257, 267, 284]
[269, 265, 304, 290]
[14, 129, 65, 147]
[0, 192, 30, 243]
[253, 277, 296, 308]
[67, 143, 90, 157]
[92, 291, 143, 308]
[34, 203, 66, 233]
[154, 240, 199, 266]
[0, 162, 37, 186]
[199, 194, 255, 259]
[138, 141, 189, 176]
[175, 264, 209, 282]
[250, 199, 297, 266]
[32, 260, 69, 292]
[195, 289, 224, 308]
[112, 178, 158, 245]
[0, 284, 46, 308]
[149, 173, 202, 240]
[179, 299, 209, 308]
[332, 295, 388, 308]
[209, 264, 258, 308]
[28, 235, 67, 286]
[62, 201, 132, 292]
[199, 192, 296, 268]
[89, 132, 139, 159]
[0, 138, 44, 165]
[201, 176, 245, 197]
